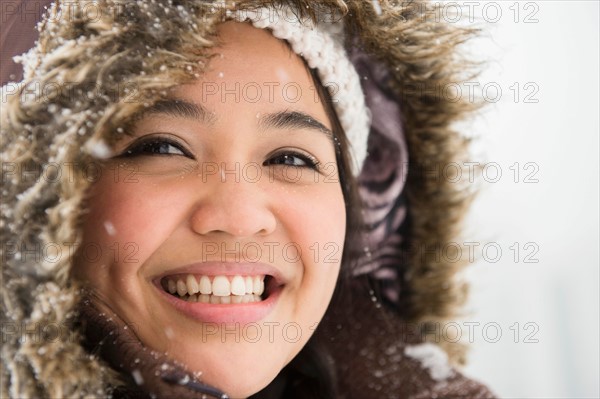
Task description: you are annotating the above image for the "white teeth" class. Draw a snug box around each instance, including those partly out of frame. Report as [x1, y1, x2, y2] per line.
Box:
[186, 275, 199, 294]
[165, 274, 269, 303]
[252, 276, 260, 293]
[212, 276, 231, 296]
[231, 275, 246, 296]
[168, 279, 177, 294]
[177, 280, 187, 297]
[245, 276, 253, 294]
[253, 276, 263, 295]
[199, 275, 212, 295]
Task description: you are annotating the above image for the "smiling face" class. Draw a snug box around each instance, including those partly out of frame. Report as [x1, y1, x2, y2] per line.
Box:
[75, 21, 346, 397]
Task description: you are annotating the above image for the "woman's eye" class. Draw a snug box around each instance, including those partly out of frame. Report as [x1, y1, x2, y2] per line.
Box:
[120, 138, 191, 158]
[265, 152, 319, 169]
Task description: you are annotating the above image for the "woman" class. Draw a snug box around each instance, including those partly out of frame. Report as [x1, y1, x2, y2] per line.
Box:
[1, 0, 495, 398]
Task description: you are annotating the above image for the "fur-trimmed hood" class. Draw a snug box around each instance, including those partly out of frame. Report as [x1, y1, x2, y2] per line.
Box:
[1, 0, 494, 397]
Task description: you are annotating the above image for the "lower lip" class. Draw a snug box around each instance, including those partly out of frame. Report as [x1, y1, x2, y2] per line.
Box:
[155, 284, 282, 324]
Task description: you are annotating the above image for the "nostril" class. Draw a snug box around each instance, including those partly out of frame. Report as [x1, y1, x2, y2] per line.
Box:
[188, 190, 277, 238]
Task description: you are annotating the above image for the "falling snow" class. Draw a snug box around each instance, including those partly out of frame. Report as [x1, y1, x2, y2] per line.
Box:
[164, 327, 175, 339]
[131, 369, 144, 385]
[371, 0, 383, 16]
[103, 221, 117, 236]
[86, 140, 113, 159]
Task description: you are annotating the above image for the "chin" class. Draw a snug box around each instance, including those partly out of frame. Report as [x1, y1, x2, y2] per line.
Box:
[201, 362, 282, 398]
[169, 339, 289, 398]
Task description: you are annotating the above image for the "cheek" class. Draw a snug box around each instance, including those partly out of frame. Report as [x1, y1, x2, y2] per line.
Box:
[75, 177, 187, 288]
[298, 183, 346, 253]
[274, 182, 346, 317]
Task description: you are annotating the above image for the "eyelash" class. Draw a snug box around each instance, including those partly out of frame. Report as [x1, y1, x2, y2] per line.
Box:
[119, 136, 320, 170]
[120, 135, 192, 158]
[264, 150, 320, 170]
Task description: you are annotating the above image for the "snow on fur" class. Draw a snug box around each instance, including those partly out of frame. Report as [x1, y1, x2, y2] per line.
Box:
[404, 343, 455, 381]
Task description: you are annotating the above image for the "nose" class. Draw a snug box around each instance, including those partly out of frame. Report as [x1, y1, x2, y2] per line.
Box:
[189, 169, 277, 238]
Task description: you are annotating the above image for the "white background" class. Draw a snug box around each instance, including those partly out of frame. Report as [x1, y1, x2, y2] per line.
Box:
[448, 1, 600, 398]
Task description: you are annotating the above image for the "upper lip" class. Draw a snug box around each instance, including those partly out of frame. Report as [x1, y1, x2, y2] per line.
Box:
[152, 262, 288, 286]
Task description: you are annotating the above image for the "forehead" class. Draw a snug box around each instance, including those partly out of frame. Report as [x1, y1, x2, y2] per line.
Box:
[167, 20, 330, 129]
[211, 21, 304, 77]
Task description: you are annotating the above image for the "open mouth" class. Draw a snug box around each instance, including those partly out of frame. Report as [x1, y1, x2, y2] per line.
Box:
[160, 274, 275, 304]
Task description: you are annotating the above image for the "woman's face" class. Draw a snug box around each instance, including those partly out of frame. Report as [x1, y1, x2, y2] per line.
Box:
[75, 22, 346, 397]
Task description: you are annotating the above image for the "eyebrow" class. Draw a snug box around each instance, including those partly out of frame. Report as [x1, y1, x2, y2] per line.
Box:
[138, 99, 217, 125]
[259, 111, 333, 141]
[137, 99, 333, 141]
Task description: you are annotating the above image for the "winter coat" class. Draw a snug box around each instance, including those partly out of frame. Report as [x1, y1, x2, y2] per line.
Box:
[1, 0, 496, 397]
